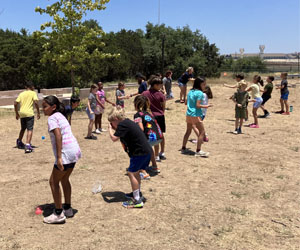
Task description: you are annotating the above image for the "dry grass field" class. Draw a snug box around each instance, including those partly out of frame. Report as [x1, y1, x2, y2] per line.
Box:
[0, 76, 299, 249]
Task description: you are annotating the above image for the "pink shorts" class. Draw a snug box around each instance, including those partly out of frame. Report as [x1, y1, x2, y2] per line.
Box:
[186, 116, 202, 124]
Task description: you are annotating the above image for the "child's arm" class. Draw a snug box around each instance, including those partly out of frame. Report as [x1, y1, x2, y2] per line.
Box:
[108, 123, 120, 142]
[34, 100, 40, 120]
[223, 84, 237, 88]
[161, 100, 166, 112]
[118, 95, 130, 100]
[196, 100, 213, 109]
[53, 128, 64, 171]
[134, 117, 144, 131]
[14, 101, 20, 120]
[87, 99, 93, 113]
[105, 97, 116, 106]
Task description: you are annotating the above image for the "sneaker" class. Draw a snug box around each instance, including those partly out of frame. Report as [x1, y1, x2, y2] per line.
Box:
[100, 128, 107, 132]
[181, 148, 190, 154]
[233, 129, 238, 134]
[148, 166, 161, 173]
[122, 198, 144, 208]
[155, 156, 161, 162]
[195, 151, 209, 158]
[63, 208, 74, 218]
[16, 139, 25, 149]
[203, 137, 209, 142]
[265, 112, 270, 118]
[85, 135, 97, 140]
[238, 128, 242, 134]
[281, 112, 290, 115]
[95, 129, 102, 134]
[249, 124, 259, 128]
[25, 144, 33, 153]
[125, 192, 146, 202]
[43, 211, 66, 224]
[191, 139, 197, 144]
[275, 110, 284, 114]
[159, 153, 166, 160]
[140, 172, 150, 180]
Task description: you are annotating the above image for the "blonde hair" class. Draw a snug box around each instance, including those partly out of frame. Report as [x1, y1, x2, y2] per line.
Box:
[90, 84, 98, 92]
[186, 67, 194, 72]
[107, 106, 126, 122]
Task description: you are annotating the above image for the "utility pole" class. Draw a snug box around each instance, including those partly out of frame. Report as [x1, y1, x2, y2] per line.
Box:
[158, 0, 160, 25]
[161, 33, 165, 75]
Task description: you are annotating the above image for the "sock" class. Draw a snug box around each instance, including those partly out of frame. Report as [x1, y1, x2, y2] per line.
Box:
[55, 208, 63, 215]
[63, 203, 71, 210]
[133, 189, 140, 201]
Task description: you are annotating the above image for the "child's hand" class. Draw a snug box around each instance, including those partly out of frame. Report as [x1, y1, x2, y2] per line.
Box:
[237, 104, 242, 108]
[57, 158, 64, 171]
[126, 95, 130, 99]
[15, 113, 20, 120]
[208, 104, 213, 107]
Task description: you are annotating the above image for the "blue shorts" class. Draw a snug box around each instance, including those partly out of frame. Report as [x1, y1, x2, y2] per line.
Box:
[178, 82, 186, 87]
[86, 107, 95, 120]
[128, 154, 151, 173]
[281, 91, 289, 100]
[148, 139, 162, 147]
[253, 97, 263, 108]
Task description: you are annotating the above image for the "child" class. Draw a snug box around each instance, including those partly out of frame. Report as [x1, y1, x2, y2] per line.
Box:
[130, 73, 148, 97]
[276, 72, 290, 115]
[108, 107, 152, 208]
[178, 67, 194, 103]
[142, 76, 166, 162]
[201, 84, 213, 142]
[260, 76, 274, 118]
[14, 82, 40, 153]
[163, 70, 174, 99]
[232, 82, 249, 134]
[85, 84, 98, 140]
[94, 82, 115, 134]
[134, 95, 163, 175]
[42, 96, 81, 224]
[116, 82, 130, 108]
[181, 78, 212, 157]
[65, 95, 80, 125]
[247, 75, 263, 128]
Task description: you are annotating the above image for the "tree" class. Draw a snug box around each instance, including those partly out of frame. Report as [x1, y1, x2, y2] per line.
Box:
[35, 0, 115, 93]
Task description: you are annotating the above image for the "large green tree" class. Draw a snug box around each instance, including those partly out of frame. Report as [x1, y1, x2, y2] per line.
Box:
[35, 0, 114, 93]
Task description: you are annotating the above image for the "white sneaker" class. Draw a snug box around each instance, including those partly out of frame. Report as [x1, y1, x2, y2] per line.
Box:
[100, 128, 107, 132]
[155, 156, 161, 162]
[43, 211, 66, 224]
[95, 129, 102, 134]
[63, 208, 74, 218]
[195, 151, 209, 158]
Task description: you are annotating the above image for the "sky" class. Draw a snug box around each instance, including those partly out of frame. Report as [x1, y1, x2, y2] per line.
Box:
[0, 0, 299, 55]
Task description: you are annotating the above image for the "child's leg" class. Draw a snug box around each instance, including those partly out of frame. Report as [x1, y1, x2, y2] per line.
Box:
[99, 114, 102, 129]
[60, 168, 74, 206]
[183, 85, 187, 101]
[280, 98, 284, 111]
[284, 100, 289, 113]
[151, 147, 158, 167]
[154, 144, 159, 157]
[195, 122, 204, 151]
[160, 136, 165, 154]
[95, 115, 99, 130]
[87, 119, 94, 136]
[235, 118, 239, 130]
[239, 118, 244, 128]
[26, 129, 33, 145]
[128, 171, 141, 200]
[49, 168, 68, 210]
[18, 128, 26, 141]
[179, 85, 183, 101]
[253, 108, 258, 125]
[182, 123, 193, 148]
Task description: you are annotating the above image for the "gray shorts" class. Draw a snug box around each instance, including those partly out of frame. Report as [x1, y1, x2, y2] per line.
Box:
[86, 107, 95, 120]
[148, 139, 162, 147]
[21, 116, 34, 131]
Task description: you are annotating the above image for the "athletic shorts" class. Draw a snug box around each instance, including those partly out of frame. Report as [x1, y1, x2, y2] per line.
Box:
[261, 94, 271, 105]
[54, 162, 76, 171]
[253, 97, 263, 109]
[128, 154, 151, 173]
[235, 107, 247, 119]
[21, 116, 34, 131]
[155, 115, 166, 133]
[186, 116, 202, 124]
[86, 107, 95, 120]
[148, 139, 162, 147]
[281, 91, 289, 100]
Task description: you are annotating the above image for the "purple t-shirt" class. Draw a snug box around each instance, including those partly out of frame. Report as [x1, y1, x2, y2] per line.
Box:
[142, 89, 166, 116]
[48, 112, 81, 164]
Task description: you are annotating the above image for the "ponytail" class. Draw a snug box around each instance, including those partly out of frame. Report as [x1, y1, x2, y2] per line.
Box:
[254, 75, 264, 87]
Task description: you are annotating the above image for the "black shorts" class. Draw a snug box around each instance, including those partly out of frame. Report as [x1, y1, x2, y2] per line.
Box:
[261, 94, 271, 105]
[20, 116, 34, 131]
[54, 162, 76, 171]
[155, 115, 166, 133]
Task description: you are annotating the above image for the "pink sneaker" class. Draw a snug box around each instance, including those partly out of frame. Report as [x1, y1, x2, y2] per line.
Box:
[250, 124, 259, 128]
[203, 137, 209, 142]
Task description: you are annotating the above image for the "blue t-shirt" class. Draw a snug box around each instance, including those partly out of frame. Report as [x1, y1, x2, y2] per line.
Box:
[186, 89, 204, 117]
[138, 81, 148, 94]
[178, 72, 193, 84]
